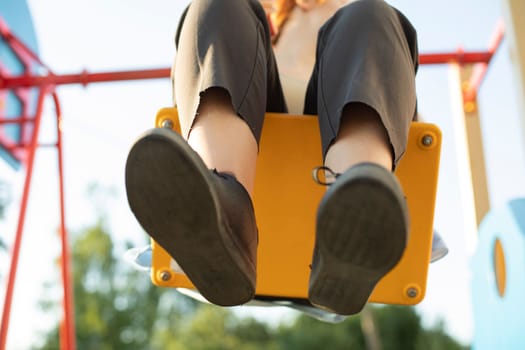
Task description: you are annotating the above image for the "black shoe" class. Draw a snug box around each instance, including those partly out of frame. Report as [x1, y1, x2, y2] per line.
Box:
[125, 128, 258, 306]
[308, 163, 409, 315]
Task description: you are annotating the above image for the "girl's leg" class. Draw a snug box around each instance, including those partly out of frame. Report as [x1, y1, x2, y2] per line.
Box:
[174, 0, 287, 194]
[304, 0, 418, 169]
[187, 88, 259, 194]
[126, 0, 286, 306]
[304, 0, 419, 315]
[324, 103, 393, 174]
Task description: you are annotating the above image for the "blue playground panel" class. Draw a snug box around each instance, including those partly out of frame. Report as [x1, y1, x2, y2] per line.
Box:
[472, 198, 525, 349]
[0, 0, 40, 169]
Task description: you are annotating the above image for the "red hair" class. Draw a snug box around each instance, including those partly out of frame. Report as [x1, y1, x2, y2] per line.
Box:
[273, 0, 297, 32]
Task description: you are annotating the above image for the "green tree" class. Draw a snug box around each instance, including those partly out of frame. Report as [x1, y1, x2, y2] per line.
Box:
[374, 305, 423, 350]
[34, 218, 469, 350]
[153, 300, 468, 350]
[35, 219, 196, 350]
[275, 311, 364, 349]
[272, 306, 468, 350]
[153, 305, 279, 350]
[33, 185, 468, 349]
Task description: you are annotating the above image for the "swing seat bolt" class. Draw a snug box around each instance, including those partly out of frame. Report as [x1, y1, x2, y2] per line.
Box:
[407, 287, 418, 298]
[160, 270, 172, 281]
[422, 135, 433, 147]
[161, 119, 174, 129]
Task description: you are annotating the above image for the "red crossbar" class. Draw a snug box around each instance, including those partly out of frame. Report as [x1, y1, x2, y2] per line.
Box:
[0, 49, 500, 90]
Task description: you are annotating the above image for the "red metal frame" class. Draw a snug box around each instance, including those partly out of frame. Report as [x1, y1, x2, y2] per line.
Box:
[0, 15, 504, 350]
[0, 18, 75, 350]
[463, 20, 506, 103]
[0, 87, 74, 350]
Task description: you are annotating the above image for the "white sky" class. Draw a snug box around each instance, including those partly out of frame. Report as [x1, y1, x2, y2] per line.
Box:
[2, 0, 525, 349]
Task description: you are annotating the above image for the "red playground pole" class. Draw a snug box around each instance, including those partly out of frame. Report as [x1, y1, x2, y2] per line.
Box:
[0, 87, 50, 350]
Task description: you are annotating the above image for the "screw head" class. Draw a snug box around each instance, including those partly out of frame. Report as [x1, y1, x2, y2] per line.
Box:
[161, 119, 174, 129]
[422, 135, 433, 147]
[159, 270, 171, 282]
[407, 287, 418, 298]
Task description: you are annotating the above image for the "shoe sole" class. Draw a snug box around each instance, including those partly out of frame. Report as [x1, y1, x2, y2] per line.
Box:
[309, 163, 408, 315]
[125, 128, 255, 306]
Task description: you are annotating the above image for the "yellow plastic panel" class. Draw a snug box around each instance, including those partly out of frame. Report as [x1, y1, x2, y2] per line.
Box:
[151, 108, 441, 306]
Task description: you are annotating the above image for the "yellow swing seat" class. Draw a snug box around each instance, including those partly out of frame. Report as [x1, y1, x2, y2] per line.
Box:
[150, 107, 441, 306]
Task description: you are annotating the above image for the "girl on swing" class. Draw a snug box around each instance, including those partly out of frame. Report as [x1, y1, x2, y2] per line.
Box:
[126, 0, 419, 315]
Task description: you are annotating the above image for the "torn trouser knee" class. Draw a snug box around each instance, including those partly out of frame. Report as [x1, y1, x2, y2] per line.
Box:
[304, 0, 419, 166]
[173, 0, 287, 141]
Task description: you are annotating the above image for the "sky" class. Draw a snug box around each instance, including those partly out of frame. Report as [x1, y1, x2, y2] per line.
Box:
[1, 0, 525, 349]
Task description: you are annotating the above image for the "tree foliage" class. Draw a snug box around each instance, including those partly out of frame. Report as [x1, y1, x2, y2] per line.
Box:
[35, 219, 196, 350]
[34, 208, 468, 349]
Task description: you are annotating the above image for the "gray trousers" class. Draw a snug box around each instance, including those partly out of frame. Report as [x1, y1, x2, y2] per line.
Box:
[174, 0, 418, 166]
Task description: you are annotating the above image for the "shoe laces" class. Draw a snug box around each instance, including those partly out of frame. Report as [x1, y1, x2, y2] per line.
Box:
[312, 166, 341, 186]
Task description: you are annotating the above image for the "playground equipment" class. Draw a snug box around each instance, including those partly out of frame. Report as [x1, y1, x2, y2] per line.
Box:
[1, 1, 521, 349]
[150, 108, 441, 307]
[470, 2, 525, 349]
[472, 199, 525, 349]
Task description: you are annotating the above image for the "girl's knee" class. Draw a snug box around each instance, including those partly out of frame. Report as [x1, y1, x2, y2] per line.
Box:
[340, 0, 393, 19]
[324, 0, 417, 57]
[189, 0, 263, 23]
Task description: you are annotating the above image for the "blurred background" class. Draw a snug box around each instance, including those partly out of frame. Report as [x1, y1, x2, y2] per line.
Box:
[1, 0, 524, 349]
